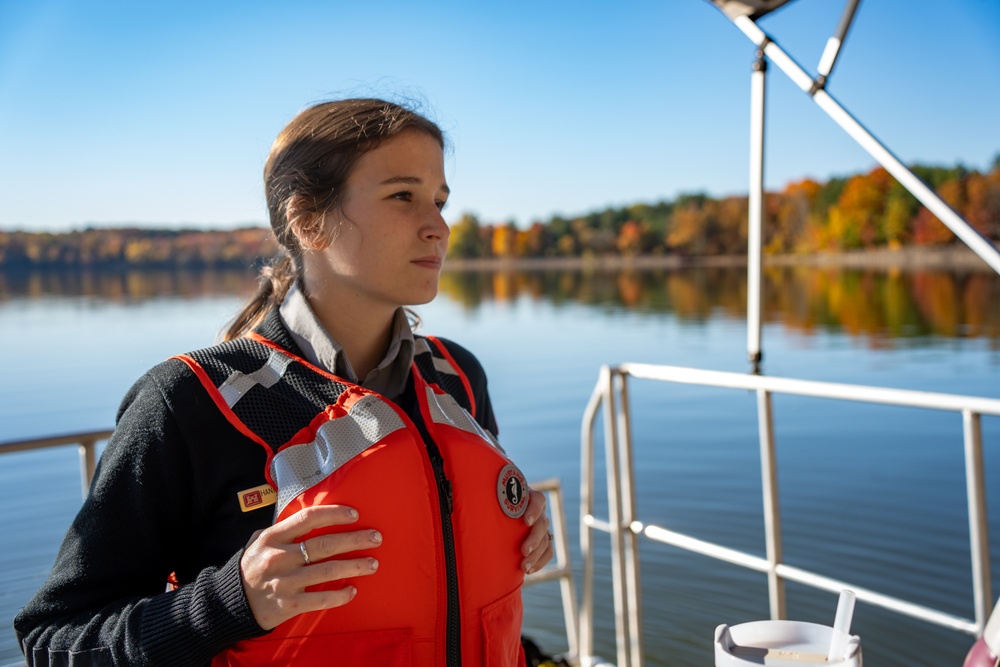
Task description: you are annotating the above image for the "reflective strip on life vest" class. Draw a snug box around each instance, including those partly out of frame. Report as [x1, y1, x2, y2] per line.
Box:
[433, 356, 458, 375]
[269, 393, 407, 516]
[218, 349, 294, 408]
[412, 338, 456, 376]
[423, 385, 504, 454]
[412, 336, 433, 358]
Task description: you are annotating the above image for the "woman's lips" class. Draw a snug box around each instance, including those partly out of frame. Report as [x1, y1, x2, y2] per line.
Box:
[411, 256, 443, 269]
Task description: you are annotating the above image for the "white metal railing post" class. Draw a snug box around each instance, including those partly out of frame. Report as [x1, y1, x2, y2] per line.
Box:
[964, 409, 993, 632]
[602, 368, 631, 667]
[553, 483, 581, 663]
[757, 388, 786, 620]
[78, 438, 98, 498]
[615, 372, 644, 665]
[580, 372, 605, 666]
[524, 479, 580, 663]
[747, 46, 766, 370]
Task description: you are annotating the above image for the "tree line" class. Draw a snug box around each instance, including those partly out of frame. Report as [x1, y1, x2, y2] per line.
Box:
[1, 157, 997, 269]
[0, 227, 277, 269]
[448, 158, 1000, 260]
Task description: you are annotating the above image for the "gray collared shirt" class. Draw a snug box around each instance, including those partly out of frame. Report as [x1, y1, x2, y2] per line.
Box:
[278, 282, 415, 399]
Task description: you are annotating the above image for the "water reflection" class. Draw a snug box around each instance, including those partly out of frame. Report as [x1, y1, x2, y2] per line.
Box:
[2, 265, 997, 344]
[438, 266, 1000, 345]
[0, 268, 259, 302]
[764, 266, 1000, 343]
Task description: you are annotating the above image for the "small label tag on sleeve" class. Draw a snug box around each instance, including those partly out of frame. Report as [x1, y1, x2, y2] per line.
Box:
[238, 483, 276, 512]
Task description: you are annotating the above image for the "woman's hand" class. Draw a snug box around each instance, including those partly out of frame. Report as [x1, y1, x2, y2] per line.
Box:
[239, 505, 382, 630]
[519, 487, 554, 574]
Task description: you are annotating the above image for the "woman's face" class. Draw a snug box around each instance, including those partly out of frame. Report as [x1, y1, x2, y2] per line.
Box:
[303, 130, 450, 315]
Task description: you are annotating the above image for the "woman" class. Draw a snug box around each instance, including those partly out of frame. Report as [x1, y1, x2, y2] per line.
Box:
[15, 99, 553, 666]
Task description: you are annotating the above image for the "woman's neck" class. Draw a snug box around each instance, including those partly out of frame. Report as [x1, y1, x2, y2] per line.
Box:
[300, 274, 396, 382]
[328, 311, 394, 382]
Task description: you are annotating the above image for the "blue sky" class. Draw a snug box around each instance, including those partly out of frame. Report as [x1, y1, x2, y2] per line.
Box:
[1, 0, 998, 231]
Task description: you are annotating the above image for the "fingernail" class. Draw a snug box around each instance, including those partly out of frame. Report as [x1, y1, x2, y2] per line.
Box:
[349, 586, 357, 598]
[369, 558, 379, 571]
[348, 508, 359, 520]
[526, 515, 536, 526]
[369, 530, 382, 544]
[525, 563, 534, 574]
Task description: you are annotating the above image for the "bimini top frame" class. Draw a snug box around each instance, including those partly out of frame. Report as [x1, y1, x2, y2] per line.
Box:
[706, 0, 1000, 369]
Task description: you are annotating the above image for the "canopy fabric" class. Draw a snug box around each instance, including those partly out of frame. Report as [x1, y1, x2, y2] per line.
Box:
[706, 0, 796, 20]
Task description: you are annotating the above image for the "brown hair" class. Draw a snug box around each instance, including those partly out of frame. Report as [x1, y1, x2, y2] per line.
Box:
[223, 99, 445, 340]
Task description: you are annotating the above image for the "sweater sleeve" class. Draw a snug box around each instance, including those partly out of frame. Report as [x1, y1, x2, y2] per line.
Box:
[13, 365, 267, 666]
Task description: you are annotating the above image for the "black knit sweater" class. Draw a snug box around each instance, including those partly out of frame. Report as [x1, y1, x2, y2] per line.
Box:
[13, 312, 497, 666]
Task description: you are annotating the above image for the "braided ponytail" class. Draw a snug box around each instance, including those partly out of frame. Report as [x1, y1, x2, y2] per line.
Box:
[222, 252, 297, 341]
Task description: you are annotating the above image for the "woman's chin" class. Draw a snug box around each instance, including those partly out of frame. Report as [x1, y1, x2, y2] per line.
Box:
[407, 292, 438, 307]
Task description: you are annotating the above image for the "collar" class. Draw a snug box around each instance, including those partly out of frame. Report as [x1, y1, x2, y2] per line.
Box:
[277, 281, 415, 399]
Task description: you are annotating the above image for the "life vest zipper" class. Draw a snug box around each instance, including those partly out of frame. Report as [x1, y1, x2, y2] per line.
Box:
[426, 440, 462, 666]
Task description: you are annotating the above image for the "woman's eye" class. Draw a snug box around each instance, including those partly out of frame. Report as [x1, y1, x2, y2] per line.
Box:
[392, 191, 413, 202]
[436, 200, 448, 212]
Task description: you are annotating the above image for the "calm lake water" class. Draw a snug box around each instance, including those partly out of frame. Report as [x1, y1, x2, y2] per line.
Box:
[1, 264, 999, 666]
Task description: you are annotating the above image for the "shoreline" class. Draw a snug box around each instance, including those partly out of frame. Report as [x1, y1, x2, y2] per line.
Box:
[0, 245, 996, 275]
[444, 245, 999, 272]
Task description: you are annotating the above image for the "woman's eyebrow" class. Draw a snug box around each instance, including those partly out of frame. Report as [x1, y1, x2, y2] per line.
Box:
[379, 175, 450, 194]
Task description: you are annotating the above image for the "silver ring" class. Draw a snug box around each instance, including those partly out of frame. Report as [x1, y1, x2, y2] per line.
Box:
[299, 541, 312, 565]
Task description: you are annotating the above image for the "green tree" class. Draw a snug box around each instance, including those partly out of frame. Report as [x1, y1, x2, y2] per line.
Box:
[446, 213, 486, 259]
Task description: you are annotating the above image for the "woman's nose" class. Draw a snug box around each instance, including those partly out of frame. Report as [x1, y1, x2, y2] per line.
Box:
[421, 208, 450, 242]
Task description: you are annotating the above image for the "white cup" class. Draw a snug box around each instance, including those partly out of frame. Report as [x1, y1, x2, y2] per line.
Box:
[715, 620, 862, 666]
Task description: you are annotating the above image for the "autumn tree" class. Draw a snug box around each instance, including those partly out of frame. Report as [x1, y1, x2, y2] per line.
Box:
[546, 216, 577, 257]
[716, 196, 749, 254]
[827, 167, 895, 249]
[965, 166, 1000, 239]
[491, 221, 519, 259]
[447, 213, 486, 259]
[616, 220, 644, 255]
[912, 175, 966, 245]
[770, 179, 819, 253]
[881, 181, 919, 249]
[521, 222, 551, 258]
[666, 193, 711, 254]
[572, 218, 615, 256]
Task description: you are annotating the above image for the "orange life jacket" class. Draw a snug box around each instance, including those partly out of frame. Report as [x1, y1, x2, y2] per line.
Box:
[175, 330, 529, 667]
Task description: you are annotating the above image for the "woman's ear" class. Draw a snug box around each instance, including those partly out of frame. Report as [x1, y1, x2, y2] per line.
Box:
[286, 196, 330, 251]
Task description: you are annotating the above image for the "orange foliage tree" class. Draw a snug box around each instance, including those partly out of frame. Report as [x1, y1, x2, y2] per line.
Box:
[827, 167, 895, 248]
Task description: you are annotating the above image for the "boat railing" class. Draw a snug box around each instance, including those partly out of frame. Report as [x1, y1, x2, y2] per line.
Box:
[0, 430, 112, 499]
[581, 362, 1000, 667]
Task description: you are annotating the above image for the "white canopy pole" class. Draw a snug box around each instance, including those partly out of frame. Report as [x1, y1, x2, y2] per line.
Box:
[747, 48, 767, 370]
[816, 0, 861, 83]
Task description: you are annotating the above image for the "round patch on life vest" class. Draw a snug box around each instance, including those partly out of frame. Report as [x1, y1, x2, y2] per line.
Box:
[497, 463, 528, 519]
